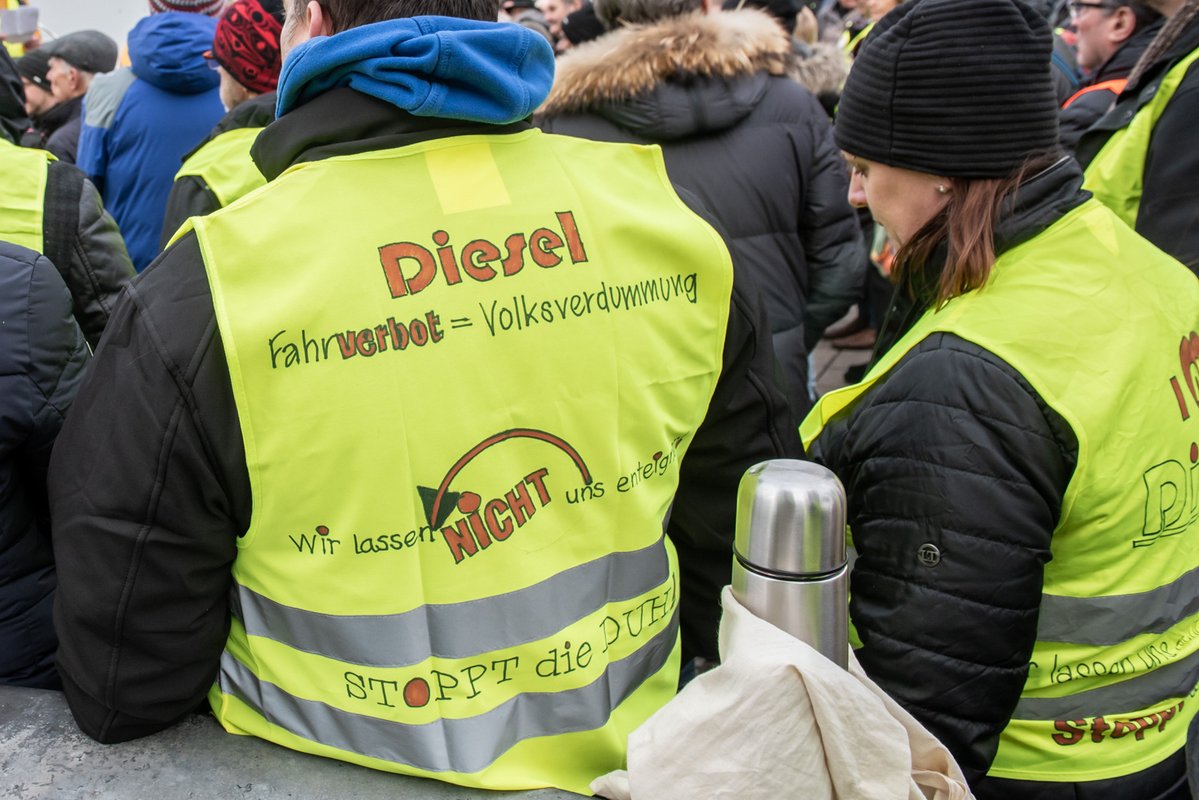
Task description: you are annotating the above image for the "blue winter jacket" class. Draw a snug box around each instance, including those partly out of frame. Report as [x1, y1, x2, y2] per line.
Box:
[77, 13, 223, 272]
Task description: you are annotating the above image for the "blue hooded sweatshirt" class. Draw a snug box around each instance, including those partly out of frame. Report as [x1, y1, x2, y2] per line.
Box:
[275, 17, 554, 124]
[78, 12, 224, 272]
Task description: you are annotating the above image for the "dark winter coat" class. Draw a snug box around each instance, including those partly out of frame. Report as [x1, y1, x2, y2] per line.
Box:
[25, 95, 83, 164]
[1076, 13, 1199, 276]
[0, 241, 90, 689]
[537, 9, 864, 411]
[47, 87, 801, 743]
[1059, 20, 1162, 151]
[809, 158, 1189, 799]
[160, 91, 277, 247]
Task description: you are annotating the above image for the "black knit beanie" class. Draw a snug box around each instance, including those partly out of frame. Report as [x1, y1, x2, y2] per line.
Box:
[835, 0, 1059, 179]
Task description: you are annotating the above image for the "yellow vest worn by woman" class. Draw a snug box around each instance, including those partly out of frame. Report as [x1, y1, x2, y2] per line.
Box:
[803, 200, 1199, 783]
[186, 129, 734, 794]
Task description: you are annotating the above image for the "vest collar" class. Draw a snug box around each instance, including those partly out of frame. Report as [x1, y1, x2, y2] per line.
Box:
[250, 88, 532, 181]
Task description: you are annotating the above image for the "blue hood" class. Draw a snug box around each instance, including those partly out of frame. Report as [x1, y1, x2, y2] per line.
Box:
[276, 17, 554, 124]
[129, 12, 219, 95]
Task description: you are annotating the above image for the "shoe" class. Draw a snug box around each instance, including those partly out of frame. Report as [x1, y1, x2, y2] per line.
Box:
[830, 328, 877, 350]
[823, 313, 867, 340]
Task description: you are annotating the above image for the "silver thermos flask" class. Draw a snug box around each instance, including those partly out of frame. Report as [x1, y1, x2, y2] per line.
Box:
[730, 460, 849, 668]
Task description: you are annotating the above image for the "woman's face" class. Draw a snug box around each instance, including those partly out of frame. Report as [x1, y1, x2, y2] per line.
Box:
[844, 153, 951, 246]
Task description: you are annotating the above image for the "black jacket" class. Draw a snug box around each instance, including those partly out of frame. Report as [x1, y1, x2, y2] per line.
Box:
[24, 95, 84, 164]
[538, 9, 864, 411]
[159, 91, 277, 248]
[810, 159, 1190, 799]
[48, 88, 802, 743]
[0, 242, 90, 689]
[38, 160, 136, 349]
[1076, 14, 1199, 276]
[1059, 20, 1162, 151]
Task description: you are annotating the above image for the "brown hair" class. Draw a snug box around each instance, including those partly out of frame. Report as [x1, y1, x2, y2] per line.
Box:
[892, 151, 1062, 308]
[289, 0, 500, 29]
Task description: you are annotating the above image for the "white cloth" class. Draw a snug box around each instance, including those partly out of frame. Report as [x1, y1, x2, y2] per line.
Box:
[591, 587, 974, 800]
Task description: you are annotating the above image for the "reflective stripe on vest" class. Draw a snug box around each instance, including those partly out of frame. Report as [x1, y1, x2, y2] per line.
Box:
[0, 139, 51, 253]
[1062, 78, 1128, 110]
[801, 199, 1199, 783]
[192, 130, 733, 793]
[174, 126, 268, 210]
[1083, 46, 1199, 227]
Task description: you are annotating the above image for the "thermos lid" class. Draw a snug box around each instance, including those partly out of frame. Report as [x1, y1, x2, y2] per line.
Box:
[733, 460, 847, 576]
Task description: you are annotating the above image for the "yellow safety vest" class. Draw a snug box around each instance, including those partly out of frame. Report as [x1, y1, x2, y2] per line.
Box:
[802, 200, 1199, 783]
[174, 127, 267, 211]
[189, 129, 734, 794]
[0, 139, 51, 253]
[1084, 46, 1199, 228]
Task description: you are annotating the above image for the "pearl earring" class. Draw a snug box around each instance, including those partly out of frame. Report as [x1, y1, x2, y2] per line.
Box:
[937, 184, 948, 195]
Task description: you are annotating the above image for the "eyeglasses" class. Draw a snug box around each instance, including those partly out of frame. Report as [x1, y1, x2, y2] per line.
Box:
[1068, 1, 1116, 16]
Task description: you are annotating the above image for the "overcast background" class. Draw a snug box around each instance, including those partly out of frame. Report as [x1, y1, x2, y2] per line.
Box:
[28, 0, 156, 46]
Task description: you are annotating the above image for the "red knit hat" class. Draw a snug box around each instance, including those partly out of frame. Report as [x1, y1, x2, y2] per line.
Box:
[149, 0, 225, 14]
[210, 0, 284, 94]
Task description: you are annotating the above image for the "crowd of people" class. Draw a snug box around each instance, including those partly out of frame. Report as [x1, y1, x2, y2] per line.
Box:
[0, 0, 1197, 797]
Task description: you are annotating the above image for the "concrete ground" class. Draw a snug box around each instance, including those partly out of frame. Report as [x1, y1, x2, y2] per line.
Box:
[812, 315, 875, 398]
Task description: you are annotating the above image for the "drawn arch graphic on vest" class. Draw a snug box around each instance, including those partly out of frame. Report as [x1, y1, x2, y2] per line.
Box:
[419, 429, 593, 565]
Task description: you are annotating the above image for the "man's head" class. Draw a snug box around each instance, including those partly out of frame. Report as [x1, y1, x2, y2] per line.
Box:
[15, 48, 55, 117]
[149, 0, 225, 14]
[44, 30, 119, 102]
[280, 0, 502, 57]
[209, 0, 285, 109]
[537, 0, 582, 35]
[1071, 0, 1160, 71]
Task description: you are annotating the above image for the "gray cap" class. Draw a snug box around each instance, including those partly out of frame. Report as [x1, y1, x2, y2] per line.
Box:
[45, 30, 119, 75]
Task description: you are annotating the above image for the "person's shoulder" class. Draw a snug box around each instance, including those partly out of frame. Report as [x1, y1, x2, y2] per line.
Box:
[131, 232, 218, 371]
[83, 68, 138, 130]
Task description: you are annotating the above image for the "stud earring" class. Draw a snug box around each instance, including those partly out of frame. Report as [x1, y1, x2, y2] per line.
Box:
[937, 184, 948, 195]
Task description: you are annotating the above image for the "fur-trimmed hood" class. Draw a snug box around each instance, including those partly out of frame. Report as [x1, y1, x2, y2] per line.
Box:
[540, 9, 792, 116]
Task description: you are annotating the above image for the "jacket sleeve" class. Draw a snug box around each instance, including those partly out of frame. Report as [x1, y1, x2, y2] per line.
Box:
[44, 161, 135, 349]
[17, 249, 91, 536]
[796, 105, 865, 349]
[1137, 78, 1199, 275]
[49, 234, 248, 743]
[160, 176, 221, 251]
[668, 186, 806, 663]
[809, 334, 1075, 785]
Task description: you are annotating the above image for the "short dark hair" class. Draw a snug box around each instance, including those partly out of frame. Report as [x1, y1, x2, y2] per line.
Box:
[1124, 1, 1162, 30]
[289, 0, 500, 27]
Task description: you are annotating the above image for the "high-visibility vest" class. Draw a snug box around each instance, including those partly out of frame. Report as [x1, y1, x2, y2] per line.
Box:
[0, 139, 51, 253]
[802, 199, 1199, 783]
[174, 126, 267, 211]
[840, 21, 874, 56]
[1061, 77, 1128, 110]
[188, 129, 734, 794]
[1084, 46, 1199, 227]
